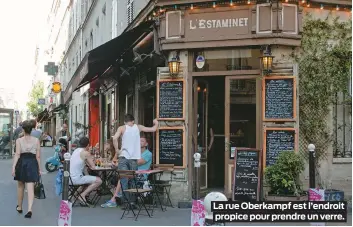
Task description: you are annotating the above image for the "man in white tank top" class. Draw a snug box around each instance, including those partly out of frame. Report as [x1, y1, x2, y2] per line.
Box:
[112, 114, 158, 207]
[70, 137, 102, 206]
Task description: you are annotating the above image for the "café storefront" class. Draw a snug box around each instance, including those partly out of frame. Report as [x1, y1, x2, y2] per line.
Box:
[150, 1, 301, 204]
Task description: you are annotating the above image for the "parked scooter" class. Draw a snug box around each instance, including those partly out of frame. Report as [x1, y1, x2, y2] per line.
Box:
[45, 137, 68, 172]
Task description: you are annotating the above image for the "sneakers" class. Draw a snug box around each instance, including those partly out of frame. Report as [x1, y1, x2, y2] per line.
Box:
[101, 200, 117, 208]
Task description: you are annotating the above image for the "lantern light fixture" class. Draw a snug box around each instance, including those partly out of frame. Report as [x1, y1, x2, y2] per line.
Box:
[336, 5, 339, 10]
[247, 0, 251, 4]
[168, 57, 181, 77]
[213, 2, 216, 8]
[320, 4, 324, 9]
[260, 46, 274, 76]
[230, 0, 234, 6]
[191, 4, 194, 9]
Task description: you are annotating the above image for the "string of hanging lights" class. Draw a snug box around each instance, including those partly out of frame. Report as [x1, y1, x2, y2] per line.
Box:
[146, 0, 351, 21]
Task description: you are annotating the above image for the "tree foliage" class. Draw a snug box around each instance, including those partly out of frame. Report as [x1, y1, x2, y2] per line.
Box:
[294, 14, 352, 163]
[26, 81, 45, 117]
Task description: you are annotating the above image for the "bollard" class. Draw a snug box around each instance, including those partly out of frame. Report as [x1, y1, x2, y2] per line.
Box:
[194, 153, 201, 200]
[62, 152, 71, 201]
[204, 192, 228, 226]
[308, 144, 316, 189]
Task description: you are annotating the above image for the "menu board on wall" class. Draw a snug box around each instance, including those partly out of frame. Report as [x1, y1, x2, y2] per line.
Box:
[262, 76, 296, 121]
[264, 128, 297, 167]
[232, 148, 261, 201]
[157, 79, 185, 120]
[156, 127, 185, 168]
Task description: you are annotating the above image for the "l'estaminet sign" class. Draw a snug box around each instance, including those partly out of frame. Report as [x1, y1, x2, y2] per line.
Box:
[185, 9, 250, 42]
[189, 18, 249, 30]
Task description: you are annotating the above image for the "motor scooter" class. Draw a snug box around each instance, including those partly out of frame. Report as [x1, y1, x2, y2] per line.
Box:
[45, 137, 67, 172]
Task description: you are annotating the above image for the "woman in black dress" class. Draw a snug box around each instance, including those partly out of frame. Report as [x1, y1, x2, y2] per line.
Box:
[12, 120, 41, 218]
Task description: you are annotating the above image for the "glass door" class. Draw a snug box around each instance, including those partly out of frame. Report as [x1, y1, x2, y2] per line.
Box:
[224, 76, 259, 197]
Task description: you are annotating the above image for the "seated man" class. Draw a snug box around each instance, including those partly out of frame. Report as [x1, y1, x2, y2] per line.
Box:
[70, 137, 102, 206]
[101, 135, 152, 208]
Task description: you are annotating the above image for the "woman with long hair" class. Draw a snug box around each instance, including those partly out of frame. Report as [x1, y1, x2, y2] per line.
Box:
[12, 120, 41, 218]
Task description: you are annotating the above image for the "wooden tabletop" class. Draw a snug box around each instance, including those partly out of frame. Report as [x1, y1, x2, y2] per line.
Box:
[135, 169, 164, 174]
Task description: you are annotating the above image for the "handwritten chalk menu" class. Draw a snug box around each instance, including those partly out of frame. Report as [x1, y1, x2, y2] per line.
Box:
[157, 127, 185, 167]
[233, 149, 261, 201]
[263, 77, 296, 121]
[157, 79, 185, 120]
[264, 129, 296, 167]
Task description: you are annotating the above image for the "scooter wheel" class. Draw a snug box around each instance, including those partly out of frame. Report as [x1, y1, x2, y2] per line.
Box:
[45, 162, 58, 172]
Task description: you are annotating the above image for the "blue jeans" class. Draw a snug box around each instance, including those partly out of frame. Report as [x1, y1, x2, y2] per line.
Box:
[117, 157, 138, 202]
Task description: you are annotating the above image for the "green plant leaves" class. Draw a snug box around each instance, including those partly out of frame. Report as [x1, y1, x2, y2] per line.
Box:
[265, 151, 305, 196]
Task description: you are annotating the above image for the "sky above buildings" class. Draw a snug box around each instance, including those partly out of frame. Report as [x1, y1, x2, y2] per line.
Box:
[0, 0, 52, 110]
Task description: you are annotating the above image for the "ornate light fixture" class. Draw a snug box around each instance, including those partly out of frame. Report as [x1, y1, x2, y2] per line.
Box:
[260, 46, 274, 76]
[168, 57, 181, 77]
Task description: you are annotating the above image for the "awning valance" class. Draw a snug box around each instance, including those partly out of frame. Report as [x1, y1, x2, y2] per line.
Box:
[37, 108, 49, 123]
[63, 20, 155, 104]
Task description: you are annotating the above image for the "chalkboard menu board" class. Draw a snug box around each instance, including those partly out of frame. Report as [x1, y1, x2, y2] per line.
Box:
[157, 79, 185, 120]
[232, 148, 261, 201]
[264, 128, 296, 167]
[263, 77, 296, 121]
[157, 127, 185, 167]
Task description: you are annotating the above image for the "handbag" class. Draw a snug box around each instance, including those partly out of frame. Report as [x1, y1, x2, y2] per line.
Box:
[34, 177, 46, 199]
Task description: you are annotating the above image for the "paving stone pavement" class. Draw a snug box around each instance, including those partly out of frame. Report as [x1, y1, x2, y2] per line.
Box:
[0, 147, 351, 226]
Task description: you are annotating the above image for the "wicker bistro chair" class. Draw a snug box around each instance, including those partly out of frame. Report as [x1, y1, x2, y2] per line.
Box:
[116, 170, 153, 221]
[151, 164, 175, 208]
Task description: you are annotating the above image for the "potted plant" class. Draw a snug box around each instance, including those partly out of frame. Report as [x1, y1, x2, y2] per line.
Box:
[264, 151, 307, 201]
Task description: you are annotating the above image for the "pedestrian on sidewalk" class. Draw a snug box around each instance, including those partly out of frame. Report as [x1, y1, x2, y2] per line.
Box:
[12, 120, 41, 219]
[111, 114, 158, 209]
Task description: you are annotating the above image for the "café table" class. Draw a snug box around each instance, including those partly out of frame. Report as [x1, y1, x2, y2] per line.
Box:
[88, 166, 117, 206]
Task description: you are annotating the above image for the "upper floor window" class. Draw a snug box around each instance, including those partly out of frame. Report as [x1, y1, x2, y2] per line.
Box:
[90, 30, 93, 50]
[127, 0, 134, 25]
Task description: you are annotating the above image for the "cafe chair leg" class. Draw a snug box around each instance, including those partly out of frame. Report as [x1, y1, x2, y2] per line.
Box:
[135, 194, 152, 221]
[165, 186, 174, 208]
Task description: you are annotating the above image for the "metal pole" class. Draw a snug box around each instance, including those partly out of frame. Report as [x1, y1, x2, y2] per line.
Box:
[308, 144, 316, 189]
[194, 153, 201, 200]
[62, 153, 71, 201]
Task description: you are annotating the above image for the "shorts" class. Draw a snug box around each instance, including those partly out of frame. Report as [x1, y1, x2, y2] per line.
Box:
[71, 175, 97, 185]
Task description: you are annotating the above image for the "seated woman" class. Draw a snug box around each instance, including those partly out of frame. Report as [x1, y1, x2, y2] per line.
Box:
[42, 132, 52, 146]
[101, 135, 152, 208]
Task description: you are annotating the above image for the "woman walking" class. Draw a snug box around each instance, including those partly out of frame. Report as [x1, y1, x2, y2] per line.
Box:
[12, 120, 41, 218]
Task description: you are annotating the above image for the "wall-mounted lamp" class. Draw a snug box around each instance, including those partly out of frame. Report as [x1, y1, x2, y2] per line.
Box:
[260, 46, 274, 76]
[168, 57, 181, 77]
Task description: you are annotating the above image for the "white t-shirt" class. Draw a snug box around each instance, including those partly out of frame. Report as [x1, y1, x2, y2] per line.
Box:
[70, 148, 85, 178]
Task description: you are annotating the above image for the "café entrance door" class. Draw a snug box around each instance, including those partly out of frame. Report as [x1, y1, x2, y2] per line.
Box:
[193, 79, 209, 196]
[224, 76, 260, 197]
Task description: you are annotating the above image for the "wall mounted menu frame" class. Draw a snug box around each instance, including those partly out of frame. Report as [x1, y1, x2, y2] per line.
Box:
[232, 148, 261, 201]
[156, 126, 186, 168]
[157, 79, 186, 120]
[262, 76, 296, 122]
[263, 128, 297, 169]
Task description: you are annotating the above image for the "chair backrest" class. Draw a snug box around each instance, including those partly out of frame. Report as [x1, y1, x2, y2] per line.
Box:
[153, 164, 174, 172]
[116, 170, 137, 179]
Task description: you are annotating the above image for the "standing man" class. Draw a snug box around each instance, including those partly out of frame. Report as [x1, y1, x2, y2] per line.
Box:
[112, 114, 158, 208]
[56, 123, 71, 143]
[13, 122, 23, 141]
[30, 119, 42, 140]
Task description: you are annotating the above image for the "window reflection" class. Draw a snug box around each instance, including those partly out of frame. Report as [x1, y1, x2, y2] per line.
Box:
[193, 48, 261, 72]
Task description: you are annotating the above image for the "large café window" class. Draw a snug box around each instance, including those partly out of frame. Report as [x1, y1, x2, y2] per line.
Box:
[193, 48, 261, 72]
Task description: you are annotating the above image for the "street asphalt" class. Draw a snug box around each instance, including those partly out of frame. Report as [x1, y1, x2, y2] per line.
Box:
[0, 147, 351, 226]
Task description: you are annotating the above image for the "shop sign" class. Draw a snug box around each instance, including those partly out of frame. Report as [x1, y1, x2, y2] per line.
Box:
[185, 9, 250, 42]
[189, 18, 249, 30]
[196, 55, 205, 69]
[38, 98, 46, 105]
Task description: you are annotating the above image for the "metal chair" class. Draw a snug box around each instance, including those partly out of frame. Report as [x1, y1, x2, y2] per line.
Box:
[117, 170, 153, 221]
[152, 164, 175, 208]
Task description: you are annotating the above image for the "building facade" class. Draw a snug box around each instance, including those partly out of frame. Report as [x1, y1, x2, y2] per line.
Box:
[55, 0, 351, 206]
